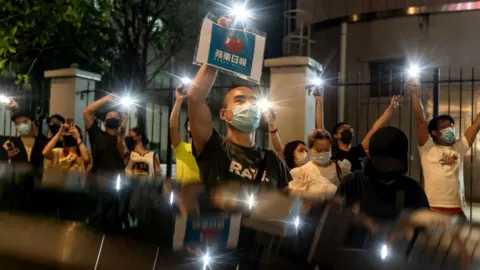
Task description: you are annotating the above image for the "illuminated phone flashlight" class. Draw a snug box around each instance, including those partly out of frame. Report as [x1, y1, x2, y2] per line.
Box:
[230, 3, 251, 22]
[311, 77, 324, 87]
[181, 77, 192, 85]
[294, 216, 301, 229]
[247, 193, 256, 210]
[202, 252, 211, 270]
[380, 244, 389, 260]
[407, 64, 421, 78]
[169, 191, 175, 205]
[0, 95, 10, 104]
[115, 174, 121, 191]
[258, 98, 272, 112]
[120, 95, 134, 108]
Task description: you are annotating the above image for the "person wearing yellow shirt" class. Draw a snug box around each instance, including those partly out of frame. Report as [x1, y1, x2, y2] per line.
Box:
[170, 84, 202, 214]
[170, 83, 202, 184]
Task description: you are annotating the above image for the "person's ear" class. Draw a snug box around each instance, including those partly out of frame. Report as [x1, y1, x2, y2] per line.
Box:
[431, 130, 439, 137]
[219, 109, 227, 121]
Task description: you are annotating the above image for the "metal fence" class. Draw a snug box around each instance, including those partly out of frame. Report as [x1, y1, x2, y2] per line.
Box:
[0, 78, 50, 138]
[340, 67, 480, 202]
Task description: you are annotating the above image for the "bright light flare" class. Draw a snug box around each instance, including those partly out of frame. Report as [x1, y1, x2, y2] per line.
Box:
[120, 96, 134, 108]
[230, 4, 251, 21]
[247, 193, 255, 210]
[169, 191, 174, 205]
[311, 77, 324, 86]
[0, 95, 10, 104]
[294, 216, 301, 229]
[115, 174, 121, 191]
[380, 244, 389, 260]
[258, 98, 272, 112]
[181, 77, 192, 85]
[202, 253, 211, 269]
[407, 64, 421, 78]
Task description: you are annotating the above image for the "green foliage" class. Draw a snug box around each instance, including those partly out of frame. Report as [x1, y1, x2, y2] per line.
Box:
[0, 0, 202, 90]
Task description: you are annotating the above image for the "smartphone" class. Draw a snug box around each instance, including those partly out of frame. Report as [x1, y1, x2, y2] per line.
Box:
[177, 85, 187, 96]
[6, 141, 14, 151]
[313, 86, 324, 97]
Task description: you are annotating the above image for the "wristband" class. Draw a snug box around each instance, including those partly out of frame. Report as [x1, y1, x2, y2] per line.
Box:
[269, 128, 278, 134]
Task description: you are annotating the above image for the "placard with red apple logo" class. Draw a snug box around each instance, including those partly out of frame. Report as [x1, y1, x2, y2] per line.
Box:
[194, 17, 266, 83]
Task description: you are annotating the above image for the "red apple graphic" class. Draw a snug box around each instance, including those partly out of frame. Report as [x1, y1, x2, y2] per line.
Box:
[225, 36, 244, 53]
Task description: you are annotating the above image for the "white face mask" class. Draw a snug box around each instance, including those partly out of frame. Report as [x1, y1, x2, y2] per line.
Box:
[16, 122, 32, 136]
[313, 151, 332, 166]
[294, 152, 308, 166]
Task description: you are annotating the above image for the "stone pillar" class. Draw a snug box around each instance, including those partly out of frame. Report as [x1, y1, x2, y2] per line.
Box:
[44, 64, 101, 142]
[264, 56, 323, 145]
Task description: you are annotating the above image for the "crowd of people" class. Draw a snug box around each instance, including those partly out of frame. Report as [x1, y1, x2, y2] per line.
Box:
[0, 18, 477, 270]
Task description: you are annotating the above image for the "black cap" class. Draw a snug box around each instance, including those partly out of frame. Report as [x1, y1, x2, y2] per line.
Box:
[369, 127, 408, 173]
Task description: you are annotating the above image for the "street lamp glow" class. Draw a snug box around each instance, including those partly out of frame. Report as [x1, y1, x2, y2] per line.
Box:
[0, 95, 10, 104]
[407, 64, 421, 78]
[312, 77, 324, 86]
[181, 77, 192, 85]
[230, 4, 251, 21]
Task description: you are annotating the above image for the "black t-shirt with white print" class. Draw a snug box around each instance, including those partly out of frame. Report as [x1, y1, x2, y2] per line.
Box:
[193, 129, 291, 191]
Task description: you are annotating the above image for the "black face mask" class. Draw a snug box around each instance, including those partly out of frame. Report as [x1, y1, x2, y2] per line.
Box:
[64, 136, 78, 147]
[49, 124, 61, 134]
[124, 136, 136, 151]
[340, 130, 353, 145]
[105, 118, 120, 129]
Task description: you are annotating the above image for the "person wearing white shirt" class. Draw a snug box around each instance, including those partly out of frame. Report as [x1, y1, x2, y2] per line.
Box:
[409, 79, 480, 218]
[289, 129, 351, 200]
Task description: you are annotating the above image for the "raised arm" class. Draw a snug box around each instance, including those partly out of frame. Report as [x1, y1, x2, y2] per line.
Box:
[314, 90, 324, 129]
[464, 113, 480, 146]
[42, 127, 62, 160]
[83, 93, 115, 129]
[187, 63, 217, 154]
[70, 126, 91, 166]
[264, 111, 284, 159]
[408, 80, 429, 146]
[169, 84, 185, 147]
[361, 95, 402, 150]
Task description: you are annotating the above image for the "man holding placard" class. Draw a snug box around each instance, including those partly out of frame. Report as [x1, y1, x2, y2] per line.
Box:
[187, 17, 291, 269]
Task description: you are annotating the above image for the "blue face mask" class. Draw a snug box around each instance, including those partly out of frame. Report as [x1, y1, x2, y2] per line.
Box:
[440, 127, 456, 144]
[227, 105, 261, 133]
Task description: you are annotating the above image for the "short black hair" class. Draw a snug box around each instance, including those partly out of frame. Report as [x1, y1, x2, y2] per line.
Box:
[11, 110, 35, 123]
[48, 114, 65, 124]
[130, 127, 149, 146]
[96, 109, 122, 121]
[307, 129, 332, 149]
[332, 122, 349, 137]
[428, 115, 455, 138]
[283, 140, 306, 169]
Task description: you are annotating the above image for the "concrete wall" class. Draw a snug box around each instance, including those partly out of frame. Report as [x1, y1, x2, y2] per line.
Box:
[309, 10, 480, 200]
[298, 0, 475, 24]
